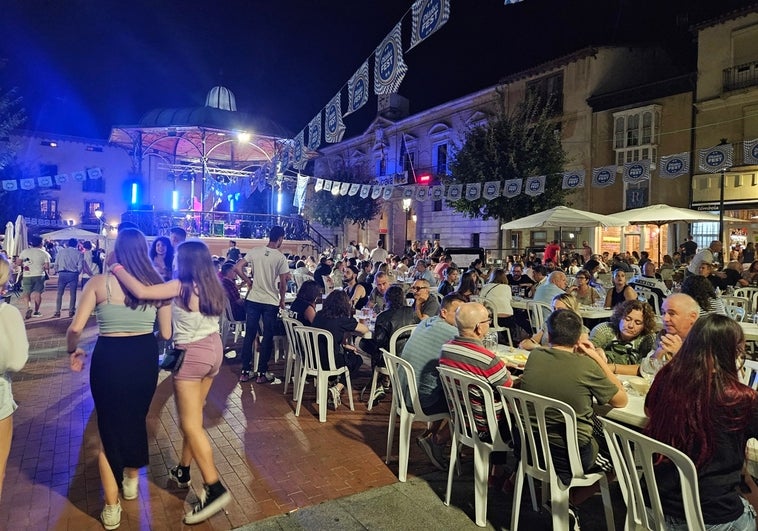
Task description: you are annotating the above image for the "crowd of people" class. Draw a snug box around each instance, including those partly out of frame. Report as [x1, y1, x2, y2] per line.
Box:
[6, 225, 758, 530]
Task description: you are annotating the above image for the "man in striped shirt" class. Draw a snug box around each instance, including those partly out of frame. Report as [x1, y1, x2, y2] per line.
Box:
[439, 302, 513, 442]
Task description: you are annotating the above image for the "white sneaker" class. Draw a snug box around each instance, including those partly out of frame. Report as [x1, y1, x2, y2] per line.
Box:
[122, 475, 138, 500]
[101, 501, 122, 530]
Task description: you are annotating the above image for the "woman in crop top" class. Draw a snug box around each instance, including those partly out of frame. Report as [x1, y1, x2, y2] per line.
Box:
[109, 240, 230, 525]
[67, 228, 171, 530]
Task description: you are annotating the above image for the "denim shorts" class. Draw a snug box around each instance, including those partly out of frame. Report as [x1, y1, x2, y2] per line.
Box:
[661, 497, 756, 531]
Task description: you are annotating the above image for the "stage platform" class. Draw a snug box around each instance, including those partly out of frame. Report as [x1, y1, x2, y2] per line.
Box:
[195, 236, 317, 259]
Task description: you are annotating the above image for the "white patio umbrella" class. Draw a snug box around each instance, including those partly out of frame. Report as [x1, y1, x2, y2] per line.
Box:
[13, 215, 28, 256]
[610, 203, 742, 263]
[499, 206, 628, 230]
[40, 226, 105, 241]
[3, 222, 14, 258]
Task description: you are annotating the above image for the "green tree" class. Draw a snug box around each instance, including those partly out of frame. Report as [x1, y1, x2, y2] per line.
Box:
[447, 94, 568, 221]
[304, 170, 381, 228]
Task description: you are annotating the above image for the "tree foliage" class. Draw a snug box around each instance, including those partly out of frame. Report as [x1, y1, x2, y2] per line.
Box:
[304, 170, 381, 228]
[447, 94, 568, 221]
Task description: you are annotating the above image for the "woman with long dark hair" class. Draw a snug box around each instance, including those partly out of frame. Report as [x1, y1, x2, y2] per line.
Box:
[289, 279, 321, 325]
[645, 314, 758, 529]
[589, 299, 656, 373]
[67, 228, 171, 529]
[149, 236, 174, 281]
[680, 274, 727, 315]
[110, 240, 230, 524]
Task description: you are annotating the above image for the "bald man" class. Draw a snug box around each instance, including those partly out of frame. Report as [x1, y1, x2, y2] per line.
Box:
[533, 271, 567, 305]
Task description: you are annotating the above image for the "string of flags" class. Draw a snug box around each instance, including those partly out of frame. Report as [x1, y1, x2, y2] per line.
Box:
[306, 141, 758, 203]
[1, 167, 102, 192]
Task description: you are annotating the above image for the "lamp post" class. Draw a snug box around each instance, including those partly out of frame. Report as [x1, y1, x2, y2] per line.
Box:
[94, 209, 106, 252]
[402, 198, 412, 252]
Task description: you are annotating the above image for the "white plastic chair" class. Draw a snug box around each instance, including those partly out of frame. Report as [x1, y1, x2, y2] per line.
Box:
[634, 287, 661, 316]
[741, 359, 758, 390]
[438, 366, 514, 527]
[281, 316, 303, 397]
[734, 287, 758, 314]
[526, 300, 551, 335]
[366, 324, 415, 412]
[600, 417, 706, 531]
[219, 298, 245, 351]
[293, 326, 355, 422]
[381, 349, 449, 482]
[481, 298, 513, 347]
[722, 295, 750, 322]
[321, 275, 334, 297]
[498, 386, 615, 531]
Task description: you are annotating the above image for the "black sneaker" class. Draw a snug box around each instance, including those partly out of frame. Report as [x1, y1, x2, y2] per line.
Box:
[183, 482, 230, 524]
[168, 465, 191, 488]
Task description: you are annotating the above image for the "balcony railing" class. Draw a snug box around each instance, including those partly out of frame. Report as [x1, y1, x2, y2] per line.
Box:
[723, 60, 758, 92]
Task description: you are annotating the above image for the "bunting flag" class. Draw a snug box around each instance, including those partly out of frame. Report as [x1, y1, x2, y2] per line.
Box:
[2, 180, 17, 191]
[503, 179, 522, 198]
[279, 141, 291, 172]
[622, 160, 650, 184]
[409, 0, 451, 50]
[374, 23, 408, 95]
[87, 167, 103, 179]
[446, 183, 463, 200]
[524, 175, 546, 196]
[72, 170, 86, 182]
[744, 139, 758, 165]
[348, 183, 360, 196]
[360, 184, 371, 198]
[314, 178, 324, 192]
[54, 174, 68, 185]
[371, 185, 383, 199]
[698, 144, 733, 173]
[504, 0, 523, 4]
[293, 131, 306, 170]
[323, 180, 333, 192]
[294, 174, 309, 210]
[430, 185, 445, 201]
[465, 183, 482, 200]
[382, 186, 394, 200]
[346, 61, 369, 116]
[324, 93, 346, 143]
[659, 152, 689, 179]
[592, 165, 616, 188]
[414, 186, 429, 201]
[402, 186, 415, 200]
[20, 178, 35, 190]
[561, 170, 585, 190]
[38, 176, 53, 187]
[308, 112, 322, 151]
[339, 182, 350, 196]
[482, 180, 501, 200]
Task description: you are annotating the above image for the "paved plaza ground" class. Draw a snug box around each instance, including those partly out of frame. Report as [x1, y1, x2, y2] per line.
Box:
[2, 277, 625, 530]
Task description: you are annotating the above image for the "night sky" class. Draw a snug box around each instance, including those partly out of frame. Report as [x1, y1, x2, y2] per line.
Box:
[0, 0, 749, 140]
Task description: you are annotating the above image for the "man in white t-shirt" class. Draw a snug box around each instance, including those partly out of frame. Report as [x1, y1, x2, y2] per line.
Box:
[235, 226, 290, 384]
[16, 235, 51, 319]
[369, 240, 388, 265]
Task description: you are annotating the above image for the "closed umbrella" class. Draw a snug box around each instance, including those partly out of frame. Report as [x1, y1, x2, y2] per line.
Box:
[13, 215, 28, 257]
[3, 222, 14, 258]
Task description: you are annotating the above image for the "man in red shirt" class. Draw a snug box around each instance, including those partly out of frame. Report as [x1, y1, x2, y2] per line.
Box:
[544, 240, 561, 264]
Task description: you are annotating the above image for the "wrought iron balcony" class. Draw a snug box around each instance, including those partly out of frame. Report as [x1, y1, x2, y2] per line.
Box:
[723, 60, 758, 92]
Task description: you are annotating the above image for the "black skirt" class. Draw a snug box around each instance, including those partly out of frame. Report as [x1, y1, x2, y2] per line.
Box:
[89, 333, 158, 484]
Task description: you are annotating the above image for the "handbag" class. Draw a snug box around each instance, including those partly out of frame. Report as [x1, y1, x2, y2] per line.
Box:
[160, 348, 186, 372]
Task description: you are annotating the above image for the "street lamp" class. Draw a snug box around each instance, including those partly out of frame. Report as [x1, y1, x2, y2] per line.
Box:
[402, 198, 412, 251]
[94, 209, 104, 235]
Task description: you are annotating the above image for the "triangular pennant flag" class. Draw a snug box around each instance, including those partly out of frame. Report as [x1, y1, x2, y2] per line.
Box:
[294, 174, 309, 210]
[372, 185, 383, 199]
[360, 184, 371, 199]
[562, 170, 585, 190]
[293, 131, 306, 170]
[503, 179, 522, 198]
[524, 176, 546, 196]
[409, 0, 451, 50]
[698, 144, 733, 173]
[323, 180, 333, 192]
[87, 167, 103, 179]
[446, 184, 463, 200]
[744, 139, 758, 165]
[402, 186, 415, 200]
[38, 176, 53, 187]
[2, 180, 17, 191]
[72, 170, 86, 182]
[431, 185, 445, 201]
[382, 186, 394, 200]
[20, 178, 35, 190]
[374, 23, 408, 95]
[314, 178, 324, 192]
[339, 182, 350, 196]
[414, 186, 429, 202]
[482, 181, 501, 200]
[348, 183, 360, 196]
[324, 93, 346, 143]
[346, 61, 369, 116]
[591, 166, 616, 188]
[465, 183, 482, 200]
[308, 112, 322, 151]
[659, 152, 689, 179]
[623, 160, 650, 184]
[54, 173, 68, 185]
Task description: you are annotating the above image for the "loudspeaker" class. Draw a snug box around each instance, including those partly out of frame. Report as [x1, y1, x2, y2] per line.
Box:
[239, 221, 252, 239]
